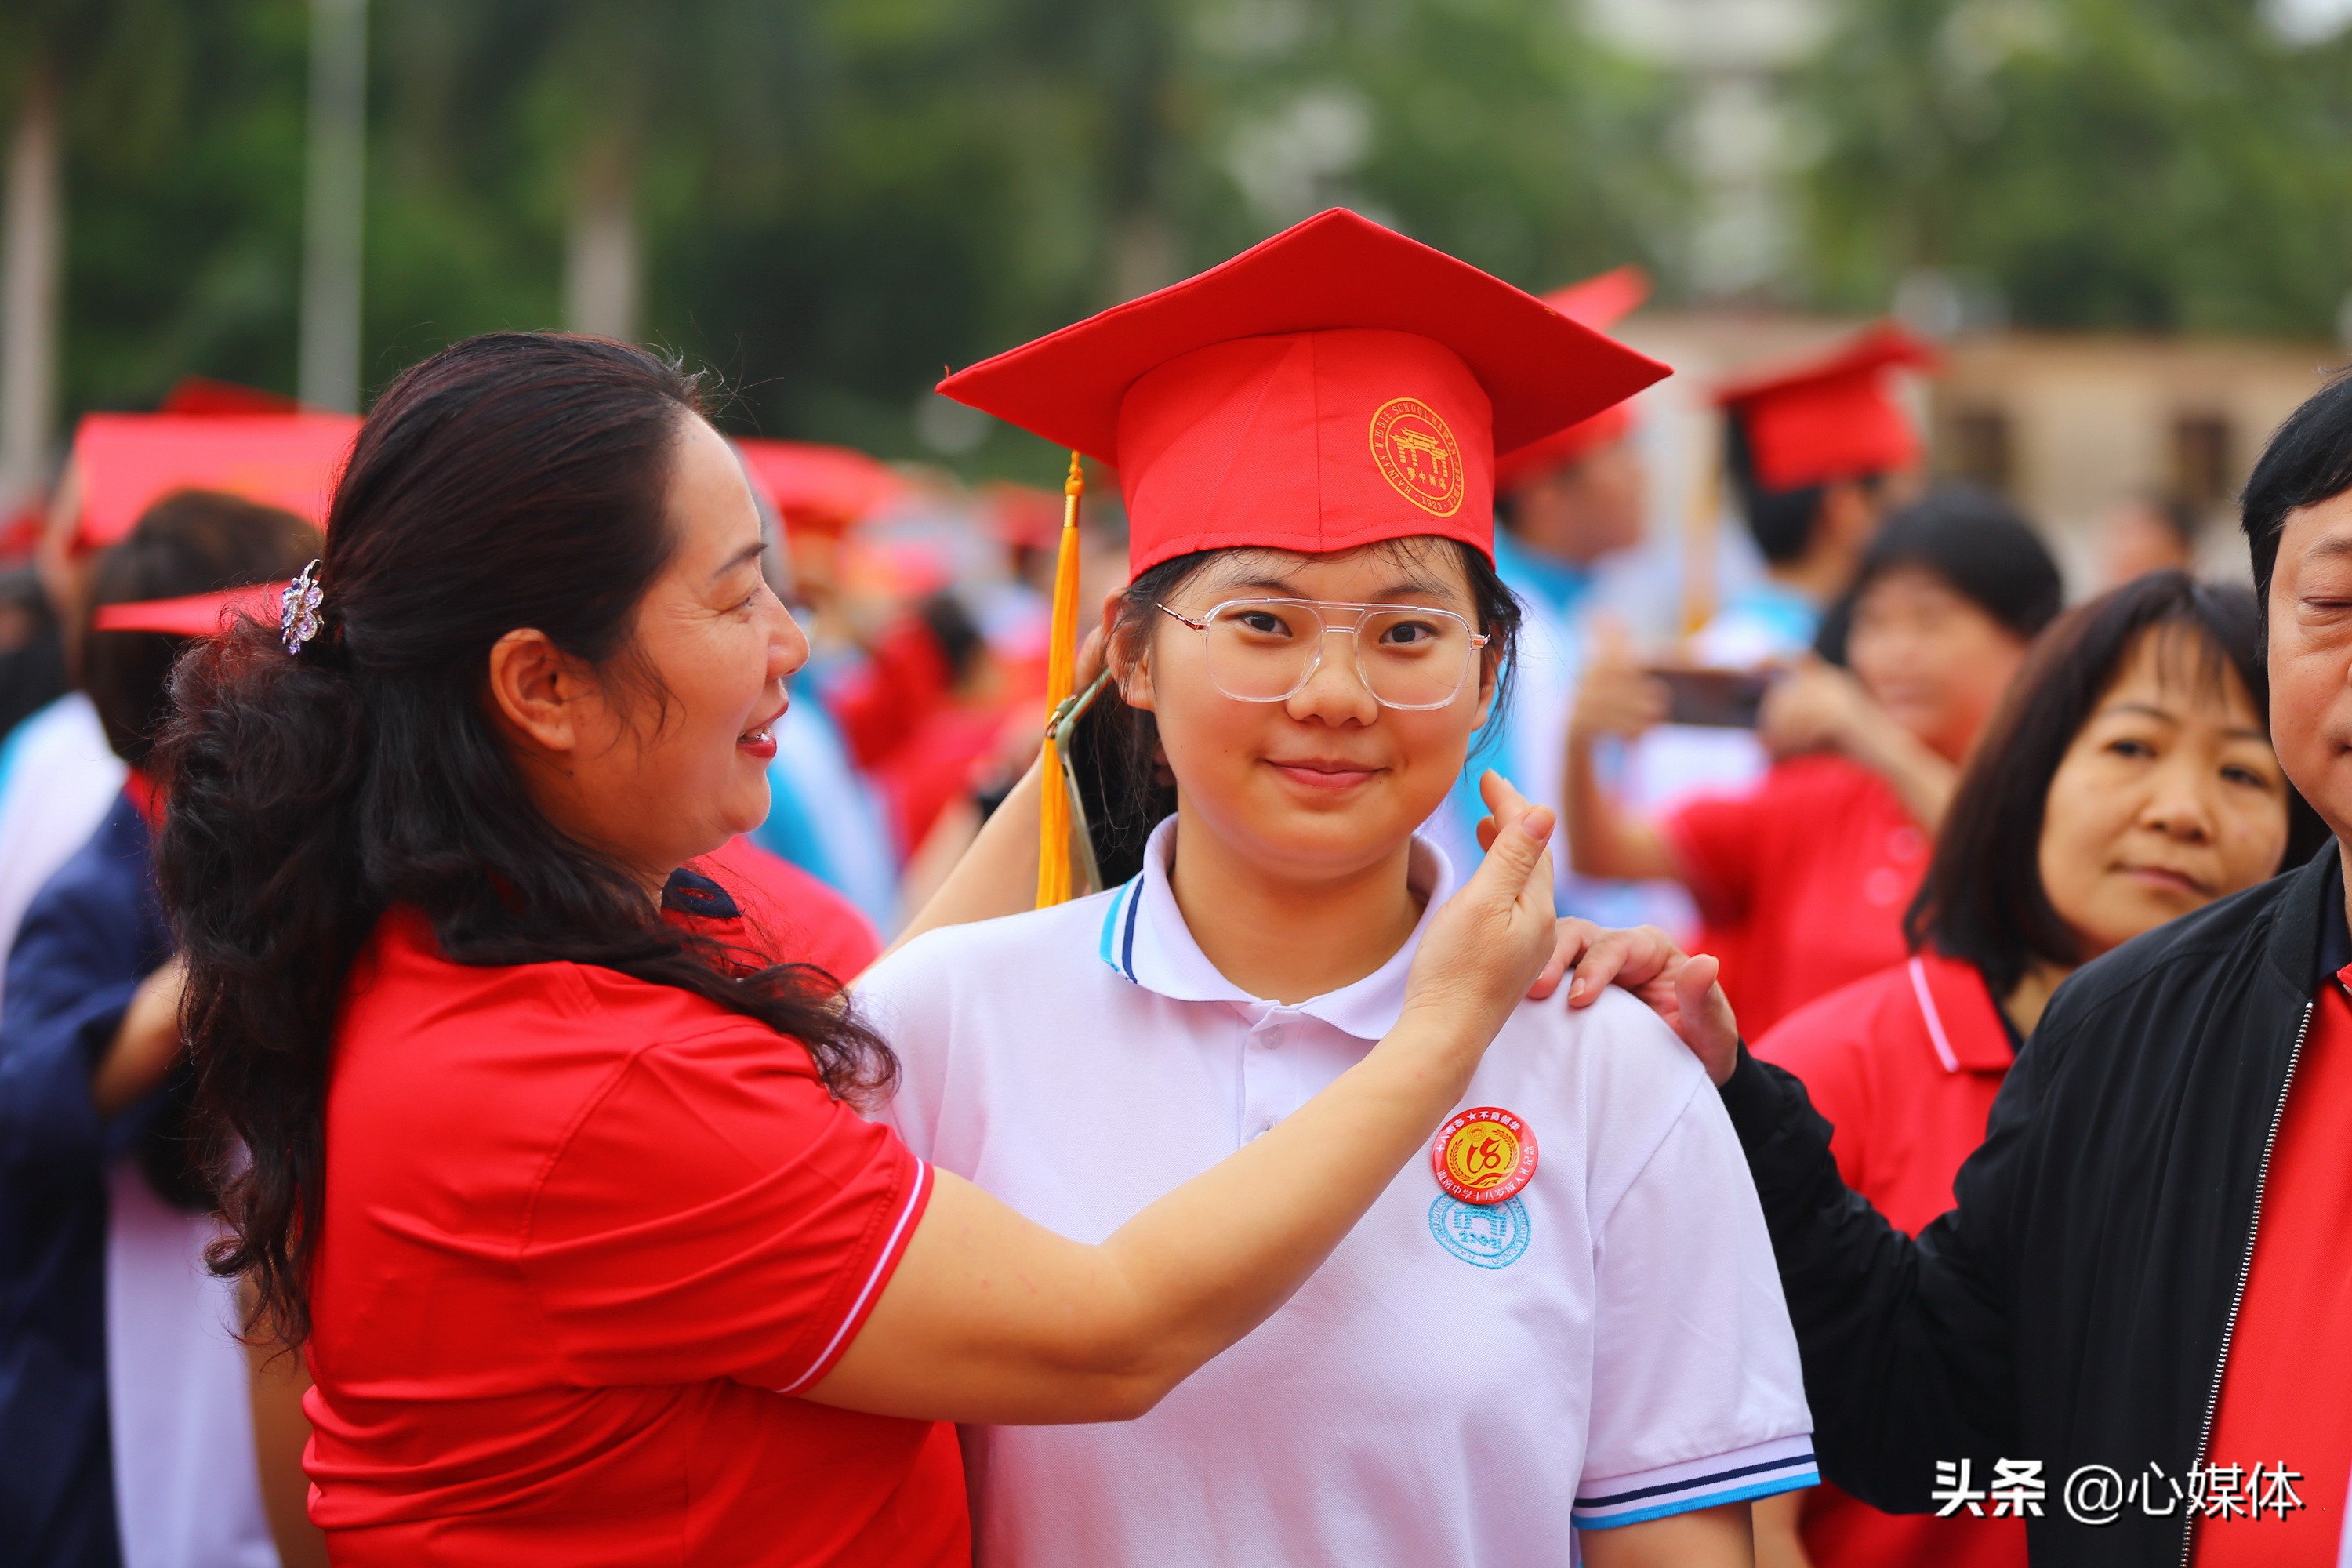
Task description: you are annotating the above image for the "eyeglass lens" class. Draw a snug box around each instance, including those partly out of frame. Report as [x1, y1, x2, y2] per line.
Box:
[1199, 601, 1475, 709]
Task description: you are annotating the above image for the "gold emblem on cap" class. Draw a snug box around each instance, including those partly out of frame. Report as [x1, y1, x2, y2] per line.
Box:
[1369, 397, 1465, 517]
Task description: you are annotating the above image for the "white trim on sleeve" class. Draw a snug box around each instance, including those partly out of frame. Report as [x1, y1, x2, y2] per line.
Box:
[1573, 1432, 1819, 1531]
[775, 1159, 931, 1395]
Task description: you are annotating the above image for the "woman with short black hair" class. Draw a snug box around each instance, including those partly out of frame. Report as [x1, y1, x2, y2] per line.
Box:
[1566, 485, 2066, 1035]
[1557, 370, 2352, 1565]
[1744, 571, 2318, 1568]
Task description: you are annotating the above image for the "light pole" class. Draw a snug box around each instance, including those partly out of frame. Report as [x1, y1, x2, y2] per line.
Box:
[0, 75, 60, 508]
[299, 0, 368, 412]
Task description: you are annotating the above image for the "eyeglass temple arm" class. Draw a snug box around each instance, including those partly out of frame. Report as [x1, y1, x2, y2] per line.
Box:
[1156, 603, 1210, 632]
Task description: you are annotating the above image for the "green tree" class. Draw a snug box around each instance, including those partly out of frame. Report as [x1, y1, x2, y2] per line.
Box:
[1795, 0, 2352, 337]
[38, 0, 1683, 480]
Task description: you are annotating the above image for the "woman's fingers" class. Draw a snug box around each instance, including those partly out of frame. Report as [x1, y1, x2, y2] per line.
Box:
[1526, 917, 1602, 1000]
[1672, 953, 1742, 1086]
[1563, 924, 1680, 1004]
[1405, 773, 1558, 1038]
[1554, 925, 1745, 1083]
[1074, 620, 1110, 688]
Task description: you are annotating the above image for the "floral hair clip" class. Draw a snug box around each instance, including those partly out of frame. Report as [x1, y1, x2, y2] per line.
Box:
[281, 561, 324, 655]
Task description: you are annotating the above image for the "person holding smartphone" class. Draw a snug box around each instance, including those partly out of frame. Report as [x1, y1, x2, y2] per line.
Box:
[1562, 487, 2060, 1034]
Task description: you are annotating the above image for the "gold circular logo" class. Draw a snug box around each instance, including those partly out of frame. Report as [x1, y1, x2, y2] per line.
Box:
[1368, 397, 1466, 517]
[1443, 1122, 1520, 1192]
[1431, 1105, 1537, 1204]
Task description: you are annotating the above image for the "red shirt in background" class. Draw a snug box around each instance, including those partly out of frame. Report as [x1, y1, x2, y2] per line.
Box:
[305, 908, 964, 1566]
[1755, 949, 2024, 1568]
[2195, 964, 2352, 1565]
[1664, 753, 1927, 1036]
[700, 835, 883, 982]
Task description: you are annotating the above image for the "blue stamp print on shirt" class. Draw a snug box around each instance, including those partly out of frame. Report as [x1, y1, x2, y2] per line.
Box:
[1428, 1194, 1530, 1269]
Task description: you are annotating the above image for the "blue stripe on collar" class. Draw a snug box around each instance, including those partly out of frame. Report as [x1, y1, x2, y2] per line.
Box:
[1120, 874, 1143, 978]
[1098, 875, 1142, 980]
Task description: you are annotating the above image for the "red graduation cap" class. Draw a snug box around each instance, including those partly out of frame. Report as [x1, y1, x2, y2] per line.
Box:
[733, 438, 906, 536]
[1494, 266, 1652, 493]
[937, 209, 1670, 575]
[156, 376, 304, 417]
[1715, 322, 1937, 493]
[71, 412, 359, 550]
[89, 580, 289, 637]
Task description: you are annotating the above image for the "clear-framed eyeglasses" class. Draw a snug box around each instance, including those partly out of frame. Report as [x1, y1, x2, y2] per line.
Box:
[1156, 597, 1490, 711]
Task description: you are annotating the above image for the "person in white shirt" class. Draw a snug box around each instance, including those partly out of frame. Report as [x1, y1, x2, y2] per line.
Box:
[857, 209, 1813, 1568]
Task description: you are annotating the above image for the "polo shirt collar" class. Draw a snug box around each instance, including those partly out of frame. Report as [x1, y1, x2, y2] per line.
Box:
[1098, 815, 1457, 1040]
[1908, 950, 2015, 1073]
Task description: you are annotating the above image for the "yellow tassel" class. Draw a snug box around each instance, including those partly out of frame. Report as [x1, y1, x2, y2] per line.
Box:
[1036, 451, 1085, 908]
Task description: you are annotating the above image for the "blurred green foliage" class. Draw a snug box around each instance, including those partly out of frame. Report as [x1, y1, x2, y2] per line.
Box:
[1795, 0, 2352, 337]
[12, 0, 2352, 475]
[12, 0, 1681, 477]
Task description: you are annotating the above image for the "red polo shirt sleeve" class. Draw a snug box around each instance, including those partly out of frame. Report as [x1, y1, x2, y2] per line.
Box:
[520, 983, 931, 1396]
[1662, 787, 1766, 927]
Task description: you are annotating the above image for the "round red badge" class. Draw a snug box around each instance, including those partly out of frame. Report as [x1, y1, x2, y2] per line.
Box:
[1432, 1105, 1537, 1205]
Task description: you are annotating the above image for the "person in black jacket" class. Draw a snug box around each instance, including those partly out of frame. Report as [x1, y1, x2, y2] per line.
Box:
[1554, 372, 2352, 1567]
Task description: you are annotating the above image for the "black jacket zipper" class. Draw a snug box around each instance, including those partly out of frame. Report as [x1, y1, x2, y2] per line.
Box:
[2179, 996, 2312, 1566]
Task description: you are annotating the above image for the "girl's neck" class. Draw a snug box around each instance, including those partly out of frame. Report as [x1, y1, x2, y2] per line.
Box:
[2001, 957, 2076, 1039]
[1165, 804, 1426, 1006]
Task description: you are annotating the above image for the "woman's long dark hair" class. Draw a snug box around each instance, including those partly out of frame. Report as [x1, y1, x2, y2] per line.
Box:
[1068, 539, 1523, 887]
[155, 333, 893, 1347]
[1906, 571, 2327, 999]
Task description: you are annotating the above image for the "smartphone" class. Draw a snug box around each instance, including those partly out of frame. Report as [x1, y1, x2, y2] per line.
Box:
[1646, 666, 1771, 729]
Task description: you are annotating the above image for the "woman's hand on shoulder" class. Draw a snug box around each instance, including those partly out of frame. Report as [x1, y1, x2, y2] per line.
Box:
[1539, 919, 1740, 1086]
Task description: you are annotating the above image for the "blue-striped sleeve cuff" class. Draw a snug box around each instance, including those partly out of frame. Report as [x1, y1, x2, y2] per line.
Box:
[1573, 1434, 1818, 1531]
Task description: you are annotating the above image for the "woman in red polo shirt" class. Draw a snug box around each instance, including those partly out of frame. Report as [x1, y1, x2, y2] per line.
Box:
[1747, 571, 2322, 1568]
[150, 334, 1567, 1566]
[1565, 487, 2063, 1034]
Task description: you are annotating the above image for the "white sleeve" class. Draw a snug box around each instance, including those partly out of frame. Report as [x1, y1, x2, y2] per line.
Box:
[1573, 1080, 1818, 1531]
[848, 938, 947, 1162]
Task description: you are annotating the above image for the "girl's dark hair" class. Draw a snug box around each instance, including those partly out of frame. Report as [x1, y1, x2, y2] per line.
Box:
[0, 566, 68, 739]
[85, 490, 322, 766]
[1723, 412, 1890, 566]
[155, 333, 894, 1348]
[1906, 572, 2327, 998]
[1068, 539, 1521, 887]
[1816, 485, 2063, 663]
[2243, 368, 2352, 608]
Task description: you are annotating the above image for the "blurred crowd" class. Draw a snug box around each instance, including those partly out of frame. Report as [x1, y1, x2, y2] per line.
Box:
[0, 267, 2331, 1568]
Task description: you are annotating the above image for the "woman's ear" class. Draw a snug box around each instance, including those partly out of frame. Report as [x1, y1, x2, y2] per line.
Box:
[1107, 602, 1159, 714]
[485, 628, 599, 757]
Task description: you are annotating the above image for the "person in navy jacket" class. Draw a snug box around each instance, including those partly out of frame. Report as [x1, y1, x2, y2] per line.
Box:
[0, 489, 318, 1568]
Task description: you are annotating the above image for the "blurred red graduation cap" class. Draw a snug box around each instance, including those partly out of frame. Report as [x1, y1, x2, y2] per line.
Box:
[983, 481, 1069, 551]
[734, 438, 907, 536]
[89, 580, 289, 637]
[155, 376, 304, 417]
[1715, 322, 1938, 493]
[937, 208, 1671, 575]
[1493, 266, 1652, 494]
[71, 412, 359, 550]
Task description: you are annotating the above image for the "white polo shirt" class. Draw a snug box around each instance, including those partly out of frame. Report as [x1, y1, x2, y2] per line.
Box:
[857, 819, 1814, 1567]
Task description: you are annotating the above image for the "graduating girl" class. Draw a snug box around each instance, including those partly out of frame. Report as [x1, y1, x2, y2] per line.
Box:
[858, 209, 1813, 1567]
